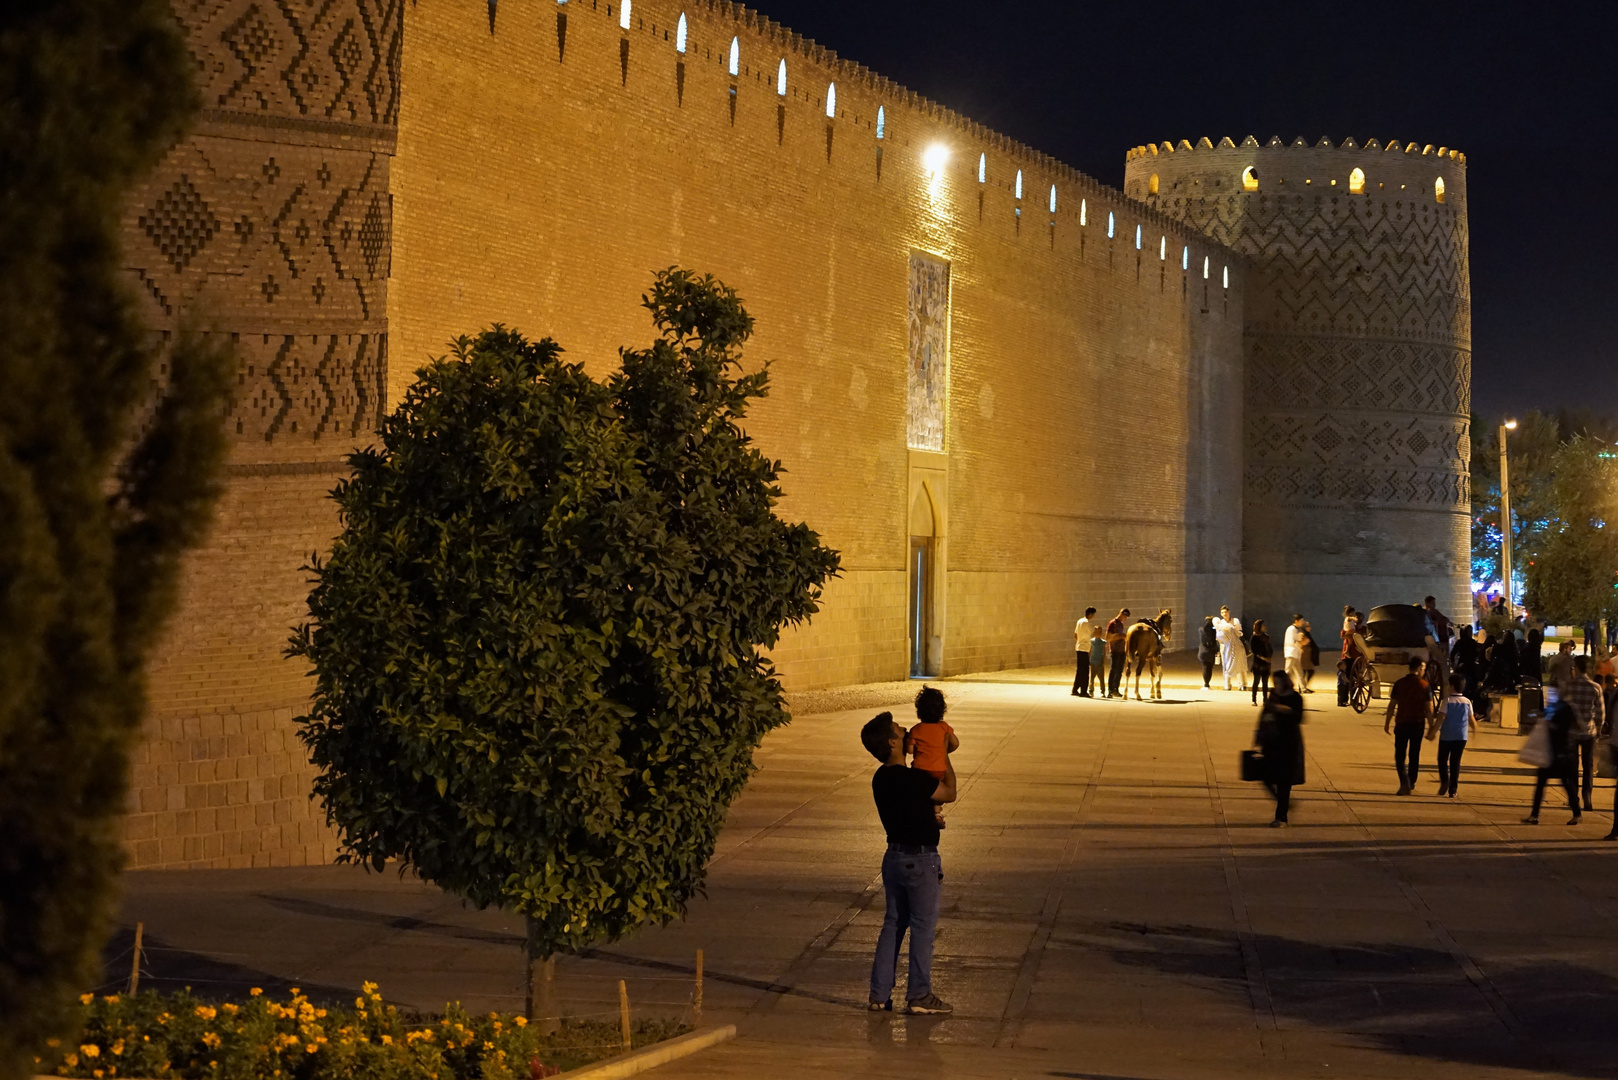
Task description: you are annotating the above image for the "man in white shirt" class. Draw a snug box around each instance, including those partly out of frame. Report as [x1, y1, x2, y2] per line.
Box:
[1213, 606, 1246, 691]
[1072, 607, 1096, 697]
[1284, 614, 1309, 693]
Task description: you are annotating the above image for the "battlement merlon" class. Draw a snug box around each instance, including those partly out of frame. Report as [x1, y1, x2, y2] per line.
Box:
[1122, 135, 1465, 207]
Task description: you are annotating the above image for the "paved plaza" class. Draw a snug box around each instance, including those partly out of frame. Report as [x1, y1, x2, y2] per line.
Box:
[111, 657, 1618, 1080]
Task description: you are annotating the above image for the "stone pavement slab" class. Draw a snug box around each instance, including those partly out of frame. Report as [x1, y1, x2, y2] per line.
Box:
[109, 657, 1618, 1079]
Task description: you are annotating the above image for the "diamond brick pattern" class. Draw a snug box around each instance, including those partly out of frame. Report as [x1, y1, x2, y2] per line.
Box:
[141, 176, 221, 271]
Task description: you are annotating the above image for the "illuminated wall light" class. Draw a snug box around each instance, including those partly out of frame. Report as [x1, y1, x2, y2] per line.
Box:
[1435, 176, 1446, 203]
[1241, 166, 1258, 192]
[776, 59, 786, 96]
[620, 0, 631, 29]
[1107, 211, 1114, 238]
[1080, 198, 1087, 226]
[1135, 224, 1141, 250]
[877, 107, 886, 140]
[977, 152, 985, 183]
[1158, 236, 1166, 261]
[1349, 167, 1365, 194]
[1048, 185, 1057, 214]
[825, 82, 836, 118]
[1203, 255, 1209, 279]
[922, 143, 950, 174]
[675, 11, 686, 52]
[1222, 265, 1229, 289]
[1182, 245, 1189, 270]
[728, 36, 738, 77]
[1015, 170, 1023, 200]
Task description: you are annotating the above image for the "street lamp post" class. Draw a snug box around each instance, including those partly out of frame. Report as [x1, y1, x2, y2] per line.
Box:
[1499, 418, 1517, 616]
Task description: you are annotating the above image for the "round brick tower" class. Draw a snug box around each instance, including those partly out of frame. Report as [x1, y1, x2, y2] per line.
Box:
[1124, 135, 1471, 632]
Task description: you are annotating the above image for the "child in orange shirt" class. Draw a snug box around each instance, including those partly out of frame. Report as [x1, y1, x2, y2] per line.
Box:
[905, 686, 959, 828]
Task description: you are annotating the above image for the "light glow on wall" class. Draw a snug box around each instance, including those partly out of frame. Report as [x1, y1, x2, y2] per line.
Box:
[1135, 224, 1142, 250]
[1182, 245, 1189, 270]
[826, 83, 836, 118]
[776, 59, 786, 95]
[1203, 255, 1209, 279]
[1048, 185, 1057, 214]
[1159, 236, 1166, 260]
[877, 107, 886, 140]
[728, 36, 739, 76]
[1107, 211, 1114, 238]
[675, 12, 686, 53]
[1080, 198, 1087, 226]
[977, 152, 985, 182]
[620, 0, 631, 29]
[923, 143, 949, 203]
[1223, 265, 1229, 288]
[1014, 170, 1023, 200]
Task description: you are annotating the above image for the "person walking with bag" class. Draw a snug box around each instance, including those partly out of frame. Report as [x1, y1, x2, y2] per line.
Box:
[1250, 620, 1274, 705]
[1256, 671, 1306, 826]
[1523, 694, 1581, 826]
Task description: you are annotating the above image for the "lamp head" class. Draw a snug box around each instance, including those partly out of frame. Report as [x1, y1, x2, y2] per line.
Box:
[1504, 419, 1518, 430]
[922, 143, 950, 175]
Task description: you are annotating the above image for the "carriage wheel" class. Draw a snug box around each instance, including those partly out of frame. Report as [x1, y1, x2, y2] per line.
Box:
[1351, 676, 1371, 714]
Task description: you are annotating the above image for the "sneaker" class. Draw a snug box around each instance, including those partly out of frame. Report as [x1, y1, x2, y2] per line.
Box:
[1269, 819, 1287, 828]
[1522, 815, 1539, 825]
[867, 998, 892, 1012]
[906, 993, 953, 1015]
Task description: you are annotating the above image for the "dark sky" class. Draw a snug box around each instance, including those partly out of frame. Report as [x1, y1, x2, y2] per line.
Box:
[753, 0, 1616, 420]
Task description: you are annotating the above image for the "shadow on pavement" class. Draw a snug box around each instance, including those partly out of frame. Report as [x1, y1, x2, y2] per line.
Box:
[1079, 920, 1618, 1079]
[98, 924, 354, 1006]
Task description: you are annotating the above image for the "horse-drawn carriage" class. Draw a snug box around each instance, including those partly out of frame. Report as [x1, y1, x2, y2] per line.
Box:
[1344, 604, 1445, 714]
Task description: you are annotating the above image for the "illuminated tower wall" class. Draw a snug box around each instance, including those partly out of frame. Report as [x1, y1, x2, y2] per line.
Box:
[1125, 136, 1471, 630]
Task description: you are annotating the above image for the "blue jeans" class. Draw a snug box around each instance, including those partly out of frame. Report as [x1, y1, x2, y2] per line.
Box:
[869, 847, 942, 1003]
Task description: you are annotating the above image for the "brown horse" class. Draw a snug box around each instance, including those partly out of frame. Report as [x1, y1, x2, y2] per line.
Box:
[1126, 609, 1174, 700]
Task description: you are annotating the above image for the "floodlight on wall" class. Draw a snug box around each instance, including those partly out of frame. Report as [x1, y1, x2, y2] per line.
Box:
[1014, 170, 1022, 200]
[1049, 185, 1057, 214]
[1080, 198, 1087, 226]
[1222, 265, 1229, 288]
[1203, 255, 1209, 279]
[728, 36, 739, 77]
[923, 143, 949, 204]
[877, 107, 886, 140]
[826, 83, 836, 118]
[1107, 211, 1115, 238]
[1159, 236, 1166, 260]
[620, 0, 631, 29]
[1135, 224, 1142, 250]
[776, 59, 786, 96]
[675, 12, 686, 52]
[1182, 245, 1189, 271]
[977, 152, 985, 182]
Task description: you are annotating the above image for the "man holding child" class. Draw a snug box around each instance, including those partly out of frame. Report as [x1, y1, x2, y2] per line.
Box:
[861, 686, 957, 1015]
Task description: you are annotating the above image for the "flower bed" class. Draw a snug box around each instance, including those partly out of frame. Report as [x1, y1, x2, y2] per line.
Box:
[35, 984, 690, 1079]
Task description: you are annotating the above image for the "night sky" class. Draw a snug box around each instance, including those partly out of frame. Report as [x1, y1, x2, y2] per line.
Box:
[752, 0, 1615, 421]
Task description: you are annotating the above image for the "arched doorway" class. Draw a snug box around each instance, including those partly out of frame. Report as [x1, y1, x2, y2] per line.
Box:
[909, 485, 939, 677]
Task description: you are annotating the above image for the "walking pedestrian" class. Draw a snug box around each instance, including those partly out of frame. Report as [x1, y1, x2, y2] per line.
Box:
[1088, 621, 1107, 697]
[861, 703, 957, 1015]
[1256, 671, 1306, 826]
[1524, 694, 1581, 826]
[1563, 655, 1607, 812]
[1284, 614, 1308, 693]
[1450, 625, 1480, 697]
[1197, 616, 1218, 689]
[1547, 639, 1576, 691]
[1303, 621, 1320, 692]
[1384, 658, 1432, 796]
[1073, 607, 1097, 697]
[1214, 606, 1247, 691]
[1431, 673, 1476, 797]
[1106, 608, 1131, 699]
[1250, 620, 1274, 705]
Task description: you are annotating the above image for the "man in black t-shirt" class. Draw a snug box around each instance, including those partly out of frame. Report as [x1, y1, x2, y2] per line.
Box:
[861, 706, 957, 1015]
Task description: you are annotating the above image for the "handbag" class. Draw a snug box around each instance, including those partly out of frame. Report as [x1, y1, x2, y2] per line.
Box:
[1518, 719, 1553, 769]
[1240, 749, 1265, 782]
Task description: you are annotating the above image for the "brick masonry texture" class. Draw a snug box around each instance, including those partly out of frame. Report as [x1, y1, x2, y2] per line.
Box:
[1125, 137, 1472, 632]
[114, 1, 1468, 869]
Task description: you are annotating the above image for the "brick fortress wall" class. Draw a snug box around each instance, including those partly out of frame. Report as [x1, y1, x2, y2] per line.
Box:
[118, 0, 402, 868]
[388, 0, 1248, 690]
[1125, 137, 1472, 634]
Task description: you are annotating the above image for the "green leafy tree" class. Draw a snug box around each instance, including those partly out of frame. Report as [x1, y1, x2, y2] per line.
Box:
[292, 270, 840, 1021]
[1470, 410, 1563, 589]
[0, 2, 232, 1074]
[1521, 435, 1618, 627]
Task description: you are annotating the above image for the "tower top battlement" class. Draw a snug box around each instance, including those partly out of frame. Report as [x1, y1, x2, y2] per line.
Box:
[1126, 136, 1465, 165]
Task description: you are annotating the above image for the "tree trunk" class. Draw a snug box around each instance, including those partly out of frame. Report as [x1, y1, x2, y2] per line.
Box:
[525, 916, 560, 1034]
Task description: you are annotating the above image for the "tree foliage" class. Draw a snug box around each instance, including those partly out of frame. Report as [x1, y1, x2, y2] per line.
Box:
[1521, 435, 1618, 627]
[292, 270, 840, 965]
[0, 2, 232, 1074]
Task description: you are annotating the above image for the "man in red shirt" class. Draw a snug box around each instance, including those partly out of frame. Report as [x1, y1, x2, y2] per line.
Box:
[1384, 658, 1434, 795]
[1105, 608, 1131, 699]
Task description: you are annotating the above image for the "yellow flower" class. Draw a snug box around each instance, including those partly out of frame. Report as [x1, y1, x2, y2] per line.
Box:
[249, 988, 263, 997]
[355, 997, 365, 1008]
[92, 1069, 104, 1078]
[47, 1039, 61, 1048]
[290, 987, 301, 995]
[194, 1006, 217, 1021]
[380, 1035, 392, 1046]
[156, 1014, 171, 1025]
[80, 994, 94, 1005]
[110, 1040, 124, 1057]
[103, 996, 118, 1004]
[81, 1044, 101, 1059]
[513, 1016, 527, 1027]
[222, 1003, 239, 1015]
[305, 1044, 318, 1055]
[315, 1008, 327, 1018]
[64, 1054, 79, 1068]
[201, 1033, 221, 1049]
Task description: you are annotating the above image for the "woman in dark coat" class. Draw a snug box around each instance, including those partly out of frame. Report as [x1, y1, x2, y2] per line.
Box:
[1450, 625, 1480, 695]
[1250, 620, 1274, 705]
[1486, 629, 1518, 692]
[1526, 697, 1581, 825]
[1523, 627, 1544, 686]
[1258, 671, 1306, 826]
[1198, 616, 1218, 689]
